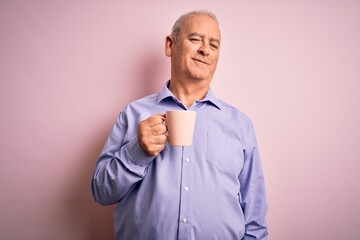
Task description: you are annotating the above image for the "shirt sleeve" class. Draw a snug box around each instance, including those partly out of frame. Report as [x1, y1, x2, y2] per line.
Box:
[91, 110, 154, 206]
[239, 122, 268, 239]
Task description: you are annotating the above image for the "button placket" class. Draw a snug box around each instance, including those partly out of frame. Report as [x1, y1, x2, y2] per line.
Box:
[178, 148, 193, 240]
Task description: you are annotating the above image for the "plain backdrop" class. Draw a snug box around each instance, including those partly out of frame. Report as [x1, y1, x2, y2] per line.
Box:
[1, 1, 359, 239]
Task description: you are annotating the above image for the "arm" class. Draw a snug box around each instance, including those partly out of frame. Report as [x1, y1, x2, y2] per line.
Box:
[91, 111, 166, 205]
[239, 124, 268, 239]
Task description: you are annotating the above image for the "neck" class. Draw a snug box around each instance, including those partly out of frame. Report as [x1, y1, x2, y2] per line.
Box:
[168, 78, 210, 108]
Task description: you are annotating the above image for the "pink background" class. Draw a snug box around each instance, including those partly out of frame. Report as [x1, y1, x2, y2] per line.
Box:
[1, 1, 359, 239]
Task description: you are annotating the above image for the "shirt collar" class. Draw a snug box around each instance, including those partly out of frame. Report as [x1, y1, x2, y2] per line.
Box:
[157, 80, 222, 110]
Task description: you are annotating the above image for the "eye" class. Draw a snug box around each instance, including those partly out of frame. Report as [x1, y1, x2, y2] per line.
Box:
[189, 38, 201, 43]
[210, 44, 219, 50]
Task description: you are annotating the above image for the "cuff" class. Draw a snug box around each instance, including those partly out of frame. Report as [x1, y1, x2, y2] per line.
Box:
[127, 136, 154, 167]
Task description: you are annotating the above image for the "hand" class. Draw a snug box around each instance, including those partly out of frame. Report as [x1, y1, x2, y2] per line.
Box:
[138, 114, 167, 157]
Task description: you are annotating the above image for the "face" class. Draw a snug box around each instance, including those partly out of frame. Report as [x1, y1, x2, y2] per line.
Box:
[166, 14, 221, 83]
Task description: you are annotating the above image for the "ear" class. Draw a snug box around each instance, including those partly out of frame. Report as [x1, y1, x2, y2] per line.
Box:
[165, 35, 174, 57]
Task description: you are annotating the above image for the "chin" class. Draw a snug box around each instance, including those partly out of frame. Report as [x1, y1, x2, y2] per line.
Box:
[190, 76, 212, 84]
[189, 72, 210, 80]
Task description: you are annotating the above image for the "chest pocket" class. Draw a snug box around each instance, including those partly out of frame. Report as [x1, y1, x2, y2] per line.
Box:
[206, 130, 244, 178]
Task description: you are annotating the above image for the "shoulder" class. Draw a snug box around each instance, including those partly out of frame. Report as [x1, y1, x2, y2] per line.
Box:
[123, 93, 159, 112]
[114, 93, 160, 124]
[216, 98, 253, 127]
[216, 99, 259, 149]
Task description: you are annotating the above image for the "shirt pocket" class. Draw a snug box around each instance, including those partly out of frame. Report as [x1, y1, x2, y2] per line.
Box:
[206, 130, 244, 178]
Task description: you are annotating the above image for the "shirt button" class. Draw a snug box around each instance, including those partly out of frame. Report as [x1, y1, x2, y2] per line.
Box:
[185, 158, 190, 162]
[184, 186, 189, 191]
[182, 218, 188, 223]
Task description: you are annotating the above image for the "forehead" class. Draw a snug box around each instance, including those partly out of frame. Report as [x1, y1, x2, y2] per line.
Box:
[180, 14, 221, 39]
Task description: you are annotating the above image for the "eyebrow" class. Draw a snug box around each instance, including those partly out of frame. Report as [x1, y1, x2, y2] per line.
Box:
[187, 32, 221, 45]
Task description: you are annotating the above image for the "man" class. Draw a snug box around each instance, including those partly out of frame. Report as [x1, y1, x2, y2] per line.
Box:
[92, 10, 268, 240]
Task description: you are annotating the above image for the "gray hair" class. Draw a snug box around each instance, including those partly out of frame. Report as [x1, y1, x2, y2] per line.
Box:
[171, 10, 219, 42]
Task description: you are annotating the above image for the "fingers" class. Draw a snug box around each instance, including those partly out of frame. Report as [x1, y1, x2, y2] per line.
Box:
[152, 123, 167, 135]
[138, 113, 168, 157]
[146, 114, 166, 127]
[138, 117, 167, 135]
[139, 134, 167, 157]
[150, 134, 167, 145]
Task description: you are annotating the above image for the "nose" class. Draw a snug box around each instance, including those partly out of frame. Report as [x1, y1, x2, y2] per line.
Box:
[197, 41, 210, 56]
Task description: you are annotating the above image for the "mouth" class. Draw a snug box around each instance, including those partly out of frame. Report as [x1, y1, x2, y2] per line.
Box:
[192, 58, 210, 65]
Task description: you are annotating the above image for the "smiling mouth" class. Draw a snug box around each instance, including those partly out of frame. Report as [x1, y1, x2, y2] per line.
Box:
[193, 58, 210, 65]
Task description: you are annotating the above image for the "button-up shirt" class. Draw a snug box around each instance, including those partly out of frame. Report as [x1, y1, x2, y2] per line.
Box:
[92, 81, 268, 240]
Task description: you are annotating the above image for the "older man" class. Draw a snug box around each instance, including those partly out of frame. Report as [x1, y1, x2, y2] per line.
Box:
[92, 10, 268, 240]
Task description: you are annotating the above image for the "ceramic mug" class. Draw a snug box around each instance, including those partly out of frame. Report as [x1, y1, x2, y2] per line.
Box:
[166, 110, 196, 146]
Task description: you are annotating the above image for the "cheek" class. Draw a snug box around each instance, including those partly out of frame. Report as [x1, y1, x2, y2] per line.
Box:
[212, 52, 220, 60]
[212, 54, 220, 66]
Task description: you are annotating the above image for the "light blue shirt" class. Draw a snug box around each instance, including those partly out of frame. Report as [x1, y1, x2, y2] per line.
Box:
[92, 81, 268, 240]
